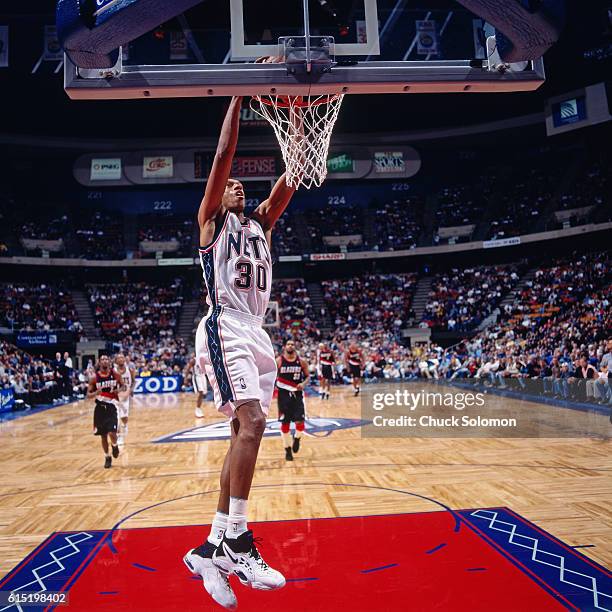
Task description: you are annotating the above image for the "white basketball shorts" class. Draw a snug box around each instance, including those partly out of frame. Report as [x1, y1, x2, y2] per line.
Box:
[196, 306, 277, 418]
[117, 398, 130, 419]
[192, 373, 208, 394]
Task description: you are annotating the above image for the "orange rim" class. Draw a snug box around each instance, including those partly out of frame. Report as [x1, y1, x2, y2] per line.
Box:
[253, 94, 341, 109]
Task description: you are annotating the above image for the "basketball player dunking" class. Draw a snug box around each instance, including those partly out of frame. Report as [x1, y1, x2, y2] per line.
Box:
[276, 339, 309, 461]
[114, 354, 135, 445]
[183, 95, 298, 609]
[347, 342, 364, 396]
[87, 355, 126, 469]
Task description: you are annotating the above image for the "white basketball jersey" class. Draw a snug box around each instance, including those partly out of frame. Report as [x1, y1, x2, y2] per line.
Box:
[115, 365, 132, 388]
[199, 212, 272, 318]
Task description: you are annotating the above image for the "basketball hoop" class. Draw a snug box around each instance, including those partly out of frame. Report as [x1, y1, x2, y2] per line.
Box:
[250, 93, 344, 190]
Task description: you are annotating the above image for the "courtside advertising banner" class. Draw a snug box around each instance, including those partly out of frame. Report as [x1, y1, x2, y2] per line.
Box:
[143, 156, 174, 179]
[0, 26, 8, 68]
[0, 388, 15, 412]
[134, 376, 183, 394]
[90, 158, 122, 181]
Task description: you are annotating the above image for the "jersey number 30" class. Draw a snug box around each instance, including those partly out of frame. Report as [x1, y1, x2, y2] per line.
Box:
[235, 261, 268, 291]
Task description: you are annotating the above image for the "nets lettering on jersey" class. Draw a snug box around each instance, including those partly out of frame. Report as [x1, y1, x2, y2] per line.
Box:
[250, 94, 344, 190]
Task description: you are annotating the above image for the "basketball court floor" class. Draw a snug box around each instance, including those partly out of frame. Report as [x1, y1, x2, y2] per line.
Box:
[1, 385, 610, 610]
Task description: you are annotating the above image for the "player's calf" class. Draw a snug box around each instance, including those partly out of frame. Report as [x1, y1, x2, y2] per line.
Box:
[292, 421, 304, 453]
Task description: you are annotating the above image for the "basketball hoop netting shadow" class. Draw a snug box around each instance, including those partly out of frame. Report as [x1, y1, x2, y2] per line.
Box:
[250, 94, 344, 190]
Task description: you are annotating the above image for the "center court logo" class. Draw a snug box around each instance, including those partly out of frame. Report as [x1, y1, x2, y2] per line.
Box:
[153, 417, 369, 444]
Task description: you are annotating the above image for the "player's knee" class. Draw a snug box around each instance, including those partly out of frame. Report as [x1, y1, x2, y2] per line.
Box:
[242, 417, 266, 443]
[281, 422, 290, 433]
[237, 402, 266, 441]
[296, 421, 305, 432]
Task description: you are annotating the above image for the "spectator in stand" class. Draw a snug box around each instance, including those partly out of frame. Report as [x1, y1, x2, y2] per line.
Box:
[422, 264, 523, 331]
[89, 280, 183, 343]
[0, 283, 82, 337]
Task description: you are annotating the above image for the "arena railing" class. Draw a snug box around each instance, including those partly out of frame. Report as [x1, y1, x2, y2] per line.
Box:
[0, 222, 609, 268]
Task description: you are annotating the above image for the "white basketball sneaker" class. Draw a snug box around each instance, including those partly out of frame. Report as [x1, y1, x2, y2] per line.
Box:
[213, 530, 285, 590]
[195, 407, 205, 418]
[184, 543, 237, 610]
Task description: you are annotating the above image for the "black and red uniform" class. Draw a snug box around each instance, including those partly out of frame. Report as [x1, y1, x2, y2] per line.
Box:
[348, 349, 363, 378]
[318, 349, 335, 381]
[93, 370, 119, 436]
[276, 355, 307, 424]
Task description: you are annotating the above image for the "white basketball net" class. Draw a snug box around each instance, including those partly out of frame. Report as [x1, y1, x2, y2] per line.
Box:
[250, 94, 344, 190]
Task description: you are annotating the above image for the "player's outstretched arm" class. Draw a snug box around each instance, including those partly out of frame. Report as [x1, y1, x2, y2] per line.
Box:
[252, 173, 297, 233]
[198, 96, 243, 230]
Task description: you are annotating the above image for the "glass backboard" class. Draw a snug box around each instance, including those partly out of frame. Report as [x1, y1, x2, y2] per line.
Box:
[63, 0, 546, 100]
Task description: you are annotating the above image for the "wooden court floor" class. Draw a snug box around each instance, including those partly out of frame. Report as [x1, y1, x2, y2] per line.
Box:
[0, 385, 611, 576]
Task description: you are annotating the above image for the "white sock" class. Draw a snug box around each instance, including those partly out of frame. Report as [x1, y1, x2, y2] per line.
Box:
[282, 431, 292, 448]
[294, 428, 303, 439]
[226, 497, 248, 539]
[207, 511, 228, 546]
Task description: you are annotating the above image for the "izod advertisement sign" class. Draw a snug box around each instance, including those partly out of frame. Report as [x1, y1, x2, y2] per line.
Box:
[90, 158, 122, 181]
[327, 153, 354, 173]
[374, 151, 405, 174]
[231, 156, 276, 177]
[143, 156, 174, 179]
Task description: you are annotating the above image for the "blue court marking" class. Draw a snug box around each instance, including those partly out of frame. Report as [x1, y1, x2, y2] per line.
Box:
[502, 506, 612, 576]
[426, 543, 447, 554]
[459, 508, 612, 611]
[0, 532, 60, 590]
[132, 563, 156, 572]
[0, 531, 107, 612]
[7, 501, 610, 612]
[361, 563, 398, 574]
[51, 531, 111, 611]
[106, 538, 118, 554]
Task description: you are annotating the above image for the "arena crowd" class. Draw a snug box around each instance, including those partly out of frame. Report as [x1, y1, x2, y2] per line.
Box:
[0, 252, 609, 411]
